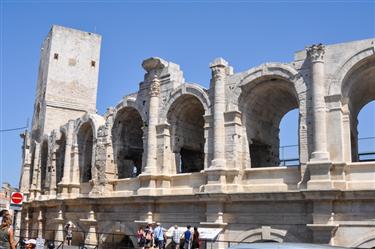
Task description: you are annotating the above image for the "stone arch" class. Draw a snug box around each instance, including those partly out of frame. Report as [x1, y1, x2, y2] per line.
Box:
[235, 226, 288, 243]
[112, 96, 147, 124]
[328, 46, 375, 97]
[161, 83, 210, 123]
[350, 232, 375, 248]
[99, 221, 137, 248]
[74, 114, 106, 183]
[55, 130, 66, 186]
[331, 48, 375, 162]
[112, 106, 144, 178]
[237, 63, 304, 168]
[166, 91, 206, 173]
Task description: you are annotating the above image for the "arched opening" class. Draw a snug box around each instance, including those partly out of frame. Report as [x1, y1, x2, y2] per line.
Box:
[101, 234, 135, 249]
[279, 109, 299, 166]
[55, 132, 66, 185]
[342, 55, 375, 162]
[112, 107, 144, 179]
[239, 76, 299, 167]
[357, 101, 375, 161]
[40, 140, 48, 192]
[167, 94, 205, 173]
[77, 122, 93, 182]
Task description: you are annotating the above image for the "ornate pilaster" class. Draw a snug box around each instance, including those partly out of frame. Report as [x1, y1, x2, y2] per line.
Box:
[80, 210, 98, 248]
[19, 131, 31, 200]
[306, 44, 332, 190]
[37, 209, 43, 238]
[209, 58, 227, 169]
[59, 120, 75, 196]
[144, 75, 160, 174]
[69, 143, 81, 195]
[306, 44, 330, 161]
[30, 142, 41, 199]
[204, 58, 239, 193]
[54, 210, 65, 243]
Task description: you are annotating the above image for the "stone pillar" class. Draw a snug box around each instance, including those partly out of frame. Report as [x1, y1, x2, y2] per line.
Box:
[54, 210, 65, 243]
[80, 211, 98, 248]
[209, 58, 227, 169]
[306, 44, 332, 190]
[24, 211, 30, 239]
[59, 120, 75, 195]
[70, 143, 81, 194]
[20, 131, 32, 200]
[144, 75, 160, 174]
[30, 142, 41, 199]
[307, 44, 330, 161]
[49, 150, 57, 197]
[37, 210, 43, 238]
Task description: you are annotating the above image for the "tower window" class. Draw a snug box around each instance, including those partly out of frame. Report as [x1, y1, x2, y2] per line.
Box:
[91, 60, 96, 67]
[54, 53, 59, 60]
[69, 58, 77, 66]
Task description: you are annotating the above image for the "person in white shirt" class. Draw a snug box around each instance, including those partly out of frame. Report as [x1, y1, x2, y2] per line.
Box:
[171, 225, 182, 249]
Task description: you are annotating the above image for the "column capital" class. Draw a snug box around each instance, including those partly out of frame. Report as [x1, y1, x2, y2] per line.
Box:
[306, 44, 325, 63]
[149, 75, 160, 97]
[209, 57, 228, 69]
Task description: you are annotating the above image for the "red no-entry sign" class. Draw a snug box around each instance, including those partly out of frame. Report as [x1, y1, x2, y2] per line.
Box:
[11, 192, 23, 205]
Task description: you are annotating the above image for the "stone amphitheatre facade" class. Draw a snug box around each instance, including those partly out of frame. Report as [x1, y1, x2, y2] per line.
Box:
[18, 25, 375, 248]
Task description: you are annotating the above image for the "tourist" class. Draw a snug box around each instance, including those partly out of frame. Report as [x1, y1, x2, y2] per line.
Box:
[171, 225, 182, 249]
[24, 239, 36, 249]
[64, 221, 74, 245]
[132, 162, 138, 177]
[191, 227, 200, 249]
[182, 225, 192, 249]
[144, 223, 153, 249]
[153, 222, 164, 249]
[0, 214, 16, 249]
[137, 226, 146, 249]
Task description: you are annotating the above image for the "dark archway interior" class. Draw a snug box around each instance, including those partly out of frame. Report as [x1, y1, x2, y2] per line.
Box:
[240, 77, 299, 167]
[56, 132, 66, 185]
[78, 122, 93, 182]
[112, 107, 144, 178]
[40, 141, 48, 192]
[343, 56, 375, 162]
[101, 234, 135, 249]
[168, 95, 205, 173]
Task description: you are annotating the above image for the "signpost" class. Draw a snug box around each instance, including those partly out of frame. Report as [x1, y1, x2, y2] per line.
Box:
[10, 192, 23, 211]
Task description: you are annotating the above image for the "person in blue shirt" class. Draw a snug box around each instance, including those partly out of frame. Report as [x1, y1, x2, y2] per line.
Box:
[183, 225, 192, 249]
[153, 222, 164, 249]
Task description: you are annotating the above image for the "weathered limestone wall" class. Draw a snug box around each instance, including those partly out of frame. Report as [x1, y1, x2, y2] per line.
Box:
[18, 26, 375, 248]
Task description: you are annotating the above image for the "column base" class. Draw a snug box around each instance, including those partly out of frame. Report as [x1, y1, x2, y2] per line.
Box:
[306, 161, 333, 190]
[203, 168, 239, 193]
[137, 174, 171, 196]
[311, 151, 330, 162]
[307, 224, 338, 244]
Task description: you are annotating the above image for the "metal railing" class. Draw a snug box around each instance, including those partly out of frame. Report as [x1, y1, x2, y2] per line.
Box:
[358, 137, 375, 162]
[279, 136, 375, 166]
[279, 144, 299, 166]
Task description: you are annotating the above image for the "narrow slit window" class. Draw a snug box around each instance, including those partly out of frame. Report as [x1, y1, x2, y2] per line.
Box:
[91, 60, 96, 67]
[54, 53, 59, 60]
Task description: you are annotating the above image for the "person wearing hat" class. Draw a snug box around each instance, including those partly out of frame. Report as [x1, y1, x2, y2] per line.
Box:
[153, 222, 164, 249]
[25, 239, 36, 249]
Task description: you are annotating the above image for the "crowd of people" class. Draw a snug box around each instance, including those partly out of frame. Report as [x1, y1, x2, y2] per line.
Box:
[1, 209, 202, 249]
[137, 223, 201, 249]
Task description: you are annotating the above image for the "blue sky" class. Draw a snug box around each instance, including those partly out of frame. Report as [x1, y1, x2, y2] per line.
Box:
[1, 1, 374, 187]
